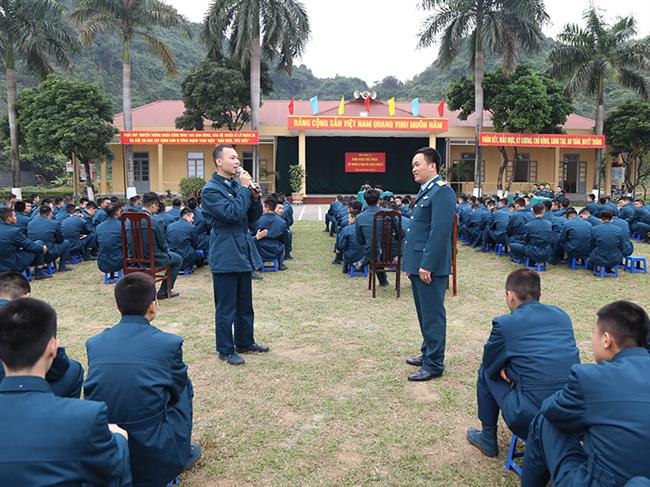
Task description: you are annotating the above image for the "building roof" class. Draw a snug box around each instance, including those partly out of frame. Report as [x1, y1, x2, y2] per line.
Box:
[113, 99, 595, 131]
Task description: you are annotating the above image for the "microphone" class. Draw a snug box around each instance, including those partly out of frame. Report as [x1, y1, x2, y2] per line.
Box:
[236, 167, 261, 193]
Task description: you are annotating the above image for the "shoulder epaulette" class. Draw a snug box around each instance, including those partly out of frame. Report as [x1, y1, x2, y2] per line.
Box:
[435, 180, 447, 187]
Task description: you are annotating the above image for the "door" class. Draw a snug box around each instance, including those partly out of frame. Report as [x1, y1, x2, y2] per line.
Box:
[563, 154, 579, 193]
[133, 152, 150, 194]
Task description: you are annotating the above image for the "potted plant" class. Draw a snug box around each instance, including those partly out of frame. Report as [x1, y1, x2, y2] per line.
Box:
[288, 164, 305, 204]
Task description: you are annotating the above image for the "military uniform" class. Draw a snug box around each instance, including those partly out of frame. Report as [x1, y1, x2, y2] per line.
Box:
[522, 348, 650, 487]
[254, 213, 288, 261]
[335, 222, 364, 267]
[61, 216, 97, 258]
[28, 215, 71, 270]
[507, 209, 535, 246]
[96, 218, 124, 274]
[85, 315, 193, 487]
[402, 176, 455, 376]
[283, 201, 294, 258]
[560, 218, 593, 259]
[0, 221, 45, 272]
[589, 222, 626, 269]
[612, 217, 634, 257]
[510, 217, 554, 263]
[163, 207, 181, 227]
[166, 218, 204, 269]
[93, 208, 109, 228]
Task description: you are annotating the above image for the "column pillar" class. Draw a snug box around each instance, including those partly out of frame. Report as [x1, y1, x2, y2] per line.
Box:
[553, 147, 560, 187]
[100, 160, 108, 194]
[298, 130, 306, 194]
[428, 132, 436, 149]
[604, 153, 612, 196]
[157, 144, 164, 193]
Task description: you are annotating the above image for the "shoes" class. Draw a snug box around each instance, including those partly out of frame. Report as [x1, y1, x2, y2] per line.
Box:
[58, 265, 72, 272]
[157, 290, 180, 300]
[466, 428, 499, 457]
[279, 263, 288, 270]
[378, 280, 389, 288]
[342, 264, 350, 274]
[352, 261, 364, 271]
[251, 271, 263, 280]
[218, 352, 245, 365]
[83, 255, 98, 261]
[407, 368, 441, 381]
[284, 254, 294, 260]
[34, 270, 53, 280]
[236, 343, 270, 353]
[182, 442, 203, 471]
[405, 355, 423, 366]
[331, 259, 342, 265]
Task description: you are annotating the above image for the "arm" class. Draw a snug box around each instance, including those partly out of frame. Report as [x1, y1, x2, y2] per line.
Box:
[540, 367, 587, 434]
[169, 340, 189, 405]
[356, 219, 365, 246]
[45, 346, 71, 382]
[482, 318, 509, 379]
[248, 195, 263, 224]
[15, 228, 44, 253]
[420, 187, 455, 273]
[201, 185, 252, 224]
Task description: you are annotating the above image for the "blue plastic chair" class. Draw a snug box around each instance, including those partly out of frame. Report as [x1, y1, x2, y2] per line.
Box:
[166, 477, 180, 487]
[504, 434, 525, 476]
[69, 254, 82, 264]
[484, 242, 493, 252]
[261, 259, 279, 272]
[624, 256, 647, 274]
[182, 266, 195, 276]
[569, 257, 589, 270]
[511, 256, 523, 265]
[103, 270, 123, 284]
[593, 264, 619, 278]
[525, 258, 546, 272]
[22, 267, 33, 282]
[495, 243, 509, 256]
[348, 265, 368, 278]
[45, 262, 57, 276]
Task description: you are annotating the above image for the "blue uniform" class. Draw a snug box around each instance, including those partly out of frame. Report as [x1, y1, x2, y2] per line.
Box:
[586, 201, 601, 217]
[477, 300, 579, 440]
[254, 213, 288, 261]
[335, 222, 364, 265]
[93, 208, 109, 228]
[523, 348, 650, 487]
[96, 218, 124, 273]
[85, 315, 193, 487]
[633, 206, 650, 239]
[15, 211, 31, 232]
[201, 172, 263, 356]
[166, 218, 203, 269]
[61, 215, 97, 257]
[355, 206, 385, 265]
[488, 208, 510, 245]
[163, 207, 181, 227]
[560, 217, 593, 258]
[612, 218, 634, 257]
[402, 176, 455, 375]
[507, 209, 535, 245]
[55, 209, 73, 223]
[0, 221, 45, 271]
[283, 201, 294, 257]
[28, 215, 71, 267]
[0, 376, 131, 486]
[589, 222, 626, 269]
[510, 217, 554, 263]
[326, 200, 342, 233]
[619, 203, 636, 226]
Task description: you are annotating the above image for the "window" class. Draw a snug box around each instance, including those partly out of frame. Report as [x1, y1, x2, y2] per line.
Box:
[450, 153, 484, 182]
[187, 152, 204, 178]
[133, 153, 149, 182]
[243, 151, 253, 175]
[512, 153, 537, 183]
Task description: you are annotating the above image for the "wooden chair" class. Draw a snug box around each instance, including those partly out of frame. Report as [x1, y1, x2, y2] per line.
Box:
[120, 212, 171, 297]
[368, 210, 402, 298]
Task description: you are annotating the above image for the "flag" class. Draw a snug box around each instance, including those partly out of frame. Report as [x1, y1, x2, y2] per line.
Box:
[388, 97, 396, 116]
[338, 96, 345, 115]
[411, 97, 420, 117]
[437, 97, 445, 117]
[310, 95, 319, 114]
[364, 96, 370, 113]
[288, 96, 294, 115]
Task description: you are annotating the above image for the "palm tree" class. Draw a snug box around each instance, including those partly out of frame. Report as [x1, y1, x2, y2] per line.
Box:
[0, 0, 77, 188]
[417, 0, 549, 194]
[202, 0, 310, 181]
[549, 7, 650, 194]
[71, 0, 192, 192]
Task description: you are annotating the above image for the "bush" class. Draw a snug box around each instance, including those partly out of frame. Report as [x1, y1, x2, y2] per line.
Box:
[288, 164, 304, 193]
[0, 186, 74, 201]
[179, 176, 206, 198]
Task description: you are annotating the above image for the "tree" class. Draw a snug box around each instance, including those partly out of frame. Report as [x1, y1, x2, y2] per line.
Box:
[447, 65, 572, 191]
[175, 59, 272, 131]
[548, 7, 650, 194]
[604, 100, 650, 197]
[417, 0, 549, 194]
[0, 0, 78, 188]
[202, 0, 310, 181]
[16, 76, 117, 193]
[71, 0, 192, 192]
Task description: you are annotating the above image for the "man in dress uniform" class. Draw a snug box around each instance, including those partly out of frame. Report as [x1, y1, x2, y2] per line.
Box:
[96, 204, 124, 276]
[402, 147, 456, 382]
[201, 144, 267, 366]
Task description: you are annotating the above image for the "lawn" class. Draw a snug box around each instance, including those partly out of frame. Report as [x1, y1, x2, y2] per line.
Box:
[37, 222, 650, 486]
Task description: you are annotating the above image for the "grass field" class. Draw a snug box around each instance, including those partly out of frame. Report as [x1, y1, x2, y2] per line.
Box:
[36, 222, 650, 486]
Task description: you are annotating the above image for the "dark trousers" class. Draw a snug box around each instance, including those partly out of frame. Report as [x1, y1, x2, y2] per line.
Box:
[476, 364, 511, 430]
[522, 413, 589, 487]
[15, 244, 45, 270]
[212, 272, 255, 355]
[45, 240, 71, 267]
[510, 242, 526, 260]
[285, 229, 293, 256]
[70, 233, 97, 256]
[409, 274, 448, 374]
[159, 252, 182, 295]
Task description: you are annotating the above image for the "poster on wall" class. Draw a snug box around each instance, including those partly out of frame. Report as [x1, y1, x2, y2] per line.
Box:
[345, 153, 386, 173]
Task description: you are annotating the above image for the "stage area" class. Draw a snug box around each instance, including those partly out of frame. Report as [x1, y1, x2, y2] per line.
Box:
[42, 222, 649, 486]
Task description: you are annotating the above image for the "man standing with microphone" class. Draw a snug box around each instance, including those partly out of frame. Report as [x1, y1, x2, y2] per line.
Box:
[201, 145, 269, 365]
[402, 147, 456, 381]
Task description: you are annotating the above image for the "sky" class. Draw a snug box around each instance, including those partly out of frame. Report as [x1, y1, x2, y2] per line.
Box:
[166, 0, 650, 85]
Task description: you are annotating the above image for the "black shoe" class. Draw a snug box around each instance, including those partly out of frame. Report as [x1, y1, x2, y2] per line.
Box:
[379, 280, 389, 288]
[183, 442, 203, 471]
[407, 368, 441, 381]
[405, 355, 423, 367]
[331, 259, 342, 265]
[342, 264, 350, 274]
[58, 265, 72, 272]
[34, 270, 53, 280]
[284, 254, 294, 260]
[279, 263, 288, 270]
[236, 343, 270, 354]
[218, 352, 245, 365]
[466, 428, 499, 457]
[251, 271, 263, 280]
[83, 255, 97, 261]
[157, 290, 180, 300]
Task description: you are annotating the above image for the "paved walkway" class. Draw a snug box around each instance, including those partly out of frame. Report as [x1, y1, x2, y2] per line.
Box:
[294, 204, 327, 222]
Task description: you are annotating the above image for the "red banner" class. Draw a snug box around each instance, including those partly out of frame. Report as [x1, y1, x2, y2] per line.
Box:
[479, 132, 605, 148]
[120, 130, 259, 145]
[288, 116, 448, 132]
[345, 152, 386, 173]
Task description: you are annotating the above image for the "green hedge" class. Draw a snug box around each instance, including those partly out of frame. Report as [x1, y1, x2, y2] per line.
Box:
[0, 186, 75, 200]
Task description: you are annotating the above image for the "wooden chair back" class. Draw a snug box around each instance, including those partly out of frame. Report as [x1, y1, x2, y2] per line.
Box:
[369, 210, 402, 298]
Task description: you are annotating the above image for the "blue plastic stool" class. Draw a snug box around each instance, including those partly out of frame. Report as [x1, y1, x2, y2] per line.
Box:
[495, 243, 509, 256]
[504, 434, 525, 476]
[484, 242, 493, 252]
[69, 254, 82, 264]
[624, 256, 647, 274]
[348, 265, 368, 278]
[166, 477, 181, 487]
[569, 257, 589, 269]
[511, 256, 523, 265]
[632, 232, 644, 241]
[525, 258, 546, 272]
[103, 270, 123, 284]
[593, 264, 619, 278]
[22, 267, 33, 282]
[261, 259, 279, 272]
[45, 262, 57, 276]
[182, 266, 195, 276]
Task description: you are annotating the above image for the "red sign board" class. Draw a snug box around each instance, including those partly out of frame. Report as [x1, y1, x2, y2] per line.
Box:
[288, 116, 448, 132]
[120, 130, 259, 145]
[345, 153, 386, 173]
[479, 132, 605, 149]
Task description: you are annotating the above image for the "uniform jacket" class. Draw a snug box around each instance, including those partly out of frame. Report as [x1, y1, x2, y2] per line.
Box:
[402, 176, 456, 276]
[507, 210, 535, 244]
[254, 212, 288, 260]
[55, 210, 73, 223]
[61, 215, 93, 242]
[586, 202, 601, 217]
[490, 208, 510, 242]
[0, 221, 44, 271]
[561, 218, 593, 257]
[96, 218, 124, 273]
[166, 219, 200, 265]
[283, 202, 294, 227]
[482, 300, 580, 439]
[612, 218, 634, 256]
[523, 217, 554, 262]
[16, 212, 31, 232]
[163, 207, 181, 227]
[126, 210, 171, 266]
[93, 209, 109, 228]
[28, 215, 65, 247]
[619, 204, 636, 225]
[589, 222, 626, 268]
[336, 222, 365, 263]
[201, 172, 263, 273]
